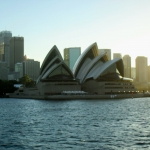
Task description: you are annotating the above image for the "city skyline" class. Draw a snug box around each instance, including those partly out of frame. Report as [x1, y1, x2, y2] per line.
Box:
[1, 0, 150, 67]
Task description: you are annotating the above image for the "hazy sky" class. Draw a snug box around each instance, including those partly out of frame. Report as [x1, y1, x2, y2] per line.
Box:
[1, 0, 150, 67]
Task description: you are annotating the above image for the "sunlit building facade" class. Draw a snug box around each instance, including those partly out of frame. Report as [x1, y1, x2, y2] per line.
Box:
[64, 47, 81, 71]
[123, 55, 131, 78]
[0, 31, 12, 66]
[136, 56, 148, 83]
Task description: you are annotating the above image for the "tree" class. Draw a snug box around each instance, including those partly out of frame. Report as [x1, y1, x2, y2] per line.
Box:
[19, 75, 36, 87]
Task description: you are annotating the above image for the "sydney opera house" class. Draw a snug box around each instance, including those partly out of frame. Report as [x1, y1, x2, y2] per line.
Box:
[35, 42, 136, 96]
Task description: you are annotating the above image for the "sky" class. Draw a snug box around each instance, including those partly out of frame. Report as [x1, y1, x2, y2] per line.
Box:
[1, 0, 150, 67]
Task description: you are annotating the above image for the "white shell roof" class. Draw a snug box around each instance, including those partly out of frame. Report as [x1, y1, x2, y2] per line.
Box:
[73, 42, 99, 77]
[40, 45, 63, 75]
[84, 58, 123, 82]
[79, 52, 108, 83]
[37, 45, 74, 82]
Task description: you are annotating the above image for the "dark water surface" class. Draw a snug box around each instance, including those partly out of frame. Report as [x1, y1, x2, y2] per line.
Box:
[0, 98, 150, 150]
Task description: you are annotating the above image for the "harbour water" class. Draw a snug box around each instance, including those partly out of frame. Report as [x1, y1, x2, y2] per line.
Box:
[0, 98, 150, 149]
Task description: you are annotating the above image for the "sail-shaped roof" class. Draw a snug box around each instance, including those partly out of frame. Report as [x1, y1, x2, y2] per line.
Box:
[41, 61, 74, 80]
[73, 42, 99, 78]
[39, 45, 63, 75]
[84, 58, 124, 82]
[79, 52, 108, 83]
[37, 45, 74, 82]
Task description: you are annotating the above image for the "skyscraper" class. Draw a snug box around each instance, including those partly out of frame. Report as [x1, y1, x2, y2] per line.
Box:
[0, 31, 12, 65]
[113, 53, 122, 59]
[9, 36, 24, 72]
[64, 47, 81, 71]
[136, 56, 148, 83]
[98, 49, 111, 60]
[123, 55, 131, 78]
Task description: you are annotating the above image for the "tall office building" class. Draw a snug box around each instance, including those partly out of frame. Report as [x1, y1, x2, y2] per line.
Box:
[64, 47, 81, 71]
[0, 61, 8, 80]
[113, 53, 122, 59]
[98, 49, 111, 60]
[23, 59, 40, 81]
[9, 36, 24, 72]
[136, 56, 148, 83]
[0, 31, 12, 65]
[123, 55, 131, 78]
[131, 67, 136, 80]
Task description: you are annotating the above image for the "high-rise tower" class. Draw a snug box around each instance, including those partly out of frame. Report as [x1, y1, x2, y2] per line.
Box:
[136, 56, 148, 82]
[123, 55, 131, 78]
[9, 36, 24, 72]
[0, 31, 12, 64]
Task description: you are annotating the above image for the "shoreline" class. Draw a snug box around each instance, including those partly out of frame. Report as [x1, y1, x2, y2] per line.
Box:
[9, 93, 147, 100]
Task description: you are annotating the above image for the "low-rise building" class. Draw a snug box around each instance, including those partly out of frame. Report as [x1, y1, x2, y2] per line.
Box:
[23, 59, 40, 81]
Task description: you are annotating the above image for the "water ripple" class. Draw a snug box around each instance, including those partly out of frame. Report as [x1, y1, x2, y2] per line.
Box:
[0, 98, 150, 149]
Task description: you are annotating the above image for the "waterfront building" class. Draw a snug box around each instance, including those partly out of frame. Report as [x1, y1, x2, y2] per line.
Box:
[113, 53, 122, 59]
[15, 62, 23, 78]
[37, 46, 80, 95]
[36, 43, 136, 95]
[0, 31, 12, 65]
[73, 43, 135, 94]
[98, 49, 111, 60]
[136, 56, 148, 83]
[131, 67, 136, 80]
[64, 47, 81, 71]
[123, 55, 131, 78]
[0, 61, 8, 80]
[9, 36, 24, 72]
[23, 59, 40, 81]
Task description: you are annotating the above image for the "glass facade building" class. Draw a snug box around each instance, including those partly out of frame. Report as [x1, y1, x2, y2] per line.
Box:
[0, 31, 12, 66]
[64, 47, 81, 71]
